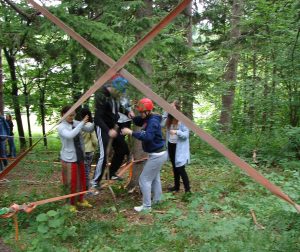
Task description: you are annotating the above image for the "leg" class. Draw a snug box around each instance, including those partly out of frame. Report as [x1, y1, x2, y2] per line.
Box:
[91, 126, 108, 188]
[168, 142, 180, 190]
[110, 133, 129, 177]
[70, 163, 78, 205]
[61, 161, 72, 204]
[8, 136, 16, 158]
[84, 152, 94, 189]
[0, 140, 7, 166]
[139, 158, 157, 208]
[152, 152, 168, 203]
[7, 137, 11, 157]
[78, 161, 86, 202]
[139, 152, 167, 207]
[177, 165, 191, 192]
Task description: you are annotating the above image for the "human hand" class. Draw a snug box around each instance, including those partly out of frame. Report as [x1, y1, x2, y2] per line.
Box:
[82, 115, 89, 124]
[109, 129, 118, 138]
[169, 130, 177, 135]
[121, 128, 133, 136]
[170, 101, 177, 109]
[128, 111, 135, 119]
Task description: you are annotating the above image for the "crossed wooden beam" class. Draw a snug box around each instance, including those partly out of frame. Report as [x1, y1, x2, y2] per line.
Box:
[2, 0, 299, 212]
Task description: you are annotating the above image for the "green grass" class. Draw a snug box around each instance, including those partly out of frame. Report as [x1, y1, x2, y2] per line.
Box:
[0, 141, 299, 251]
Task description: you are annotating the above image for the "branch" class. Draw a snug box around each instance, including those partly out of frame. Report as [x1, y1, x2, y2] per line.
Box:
[1, 0, 33, 21]
[250, 209, 265, 230]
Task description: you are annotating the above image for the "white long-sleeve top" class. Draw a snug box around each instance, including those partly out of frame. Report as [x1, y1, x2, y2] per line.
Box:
[58, 120, 94, 162]
[161, 112, 191, 167]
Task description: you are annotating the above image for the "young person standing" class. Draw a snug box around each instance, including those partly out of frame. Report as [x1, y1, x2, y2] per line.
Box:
[80, 108, 98, 191]
[0, 113, 9, 171]
[91, 75, 134, 192]
[6, 114, 16, 158]
[121, 98, 167, 212]
[58, 105, 94, 211]
[162, 101, 191, 193]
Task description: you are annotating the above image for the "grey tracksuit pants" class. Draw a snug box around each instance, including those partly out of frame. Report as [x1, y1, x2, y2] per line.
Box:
[139, 151, 167, 207]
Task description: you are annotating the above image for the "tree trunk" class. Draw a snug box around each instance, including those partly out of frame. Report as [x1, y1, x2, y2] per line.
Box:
[0, 47, 4, 115]
[182, 1, 194, 120]
[248, 53, 257, 129]
[3, 48, 26, 149]
[127, 0, 153, 190]
[38, 83, 47, 147]
[219, 0, 243, 132]
[70, 51, 82, 104]
[261, 60, 269, 132]
[288, 82, 300, 127]
[25, 94, 33, 146]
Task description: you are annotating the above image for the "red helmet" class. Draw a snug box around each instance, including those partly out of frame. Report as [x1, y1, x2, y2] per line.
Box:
[136, 98, 154, 112]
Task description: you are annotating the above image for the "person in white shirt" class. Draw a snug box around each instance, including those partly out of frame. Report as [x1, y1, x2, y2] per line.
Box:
[162, 101, 191, 193]
[58, 105, 94, 210]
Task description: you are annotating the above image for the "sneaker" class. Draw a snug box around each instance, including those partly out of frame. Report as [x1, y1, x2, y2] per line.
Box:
[111, 175, 123, 181]
[77, 200, 92, 208]
[134, 205, 152, 212]
[69, 205, 78, 213]
[89, 187, 100, 196]
[168, 187, 179, 192]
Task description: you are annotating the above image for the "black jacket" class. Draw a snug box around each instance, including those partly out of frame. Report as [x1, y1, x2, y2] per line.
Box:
[94, 87, 130, 133]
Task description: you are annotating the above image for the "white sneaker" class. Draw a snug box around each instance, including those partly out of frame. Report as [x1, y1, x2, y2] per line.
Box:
[134, 205, 152, 212]
[111, 175, 123, 181]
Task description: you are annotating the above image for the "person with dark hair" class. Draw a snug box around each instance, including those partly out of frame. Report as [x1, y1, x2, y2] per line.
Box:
[80, 108, 98, 191]
[91, 75, 134, 192]
[0, 113, 9, 171]
[6, 114, 16, 158]
[162, 101, 191, 193]
[58, 105, 94, 211]
[121, 98, 167, 212]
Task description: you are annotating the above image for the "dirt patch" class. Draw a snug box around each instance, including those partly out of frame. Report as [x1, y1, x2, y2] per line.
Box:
[0, 239, 13, 252]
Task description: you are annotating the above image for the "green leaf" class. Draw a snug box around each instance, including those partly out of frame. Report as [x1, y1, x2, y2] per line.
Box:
[47, 210, 58, 217]
[36, 213, 48, 222]
[48, 219, 62, 228]
[37, 225, 49, 234]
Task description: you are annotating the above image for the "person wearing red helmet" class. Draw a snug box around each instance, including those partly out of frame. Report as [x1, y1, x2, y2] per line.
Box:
[122, 98, 167, 212]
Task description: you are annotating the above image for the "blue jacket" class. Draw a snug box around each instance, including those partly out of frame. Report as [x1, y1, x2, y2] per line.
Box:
[132, 114, 165, 153]
[0, 116, 10, 141]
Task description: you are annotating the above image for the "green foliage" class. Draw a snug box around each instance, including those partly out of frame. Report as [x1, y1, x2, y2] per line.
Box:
[1, 146, 299, 251]
[1, 0, 300, 250]
[27, 207, 77, 252]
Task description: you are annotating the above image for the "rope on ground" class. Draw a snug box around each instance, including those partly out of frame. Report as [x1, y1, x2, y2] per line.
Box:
[0, 158, 147, 240]
[0, 134, 58, 139]
[0, 157, 146, 218]
[0, 179, 60, 185]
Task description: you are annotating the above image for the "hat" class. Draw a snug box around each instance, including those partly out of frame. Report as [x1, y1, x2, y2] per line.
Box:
[111, 74, 128, 93]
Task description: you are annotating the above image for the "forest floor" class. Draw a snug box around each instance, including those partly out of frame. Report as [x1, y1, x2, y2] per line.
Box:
[0, 148, 299, 251]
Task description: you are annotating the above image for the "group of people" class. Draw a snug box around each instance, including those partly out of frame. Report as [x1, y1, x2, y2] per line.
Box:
[58, 74, 191, 212]
[0, 113, 16, 172]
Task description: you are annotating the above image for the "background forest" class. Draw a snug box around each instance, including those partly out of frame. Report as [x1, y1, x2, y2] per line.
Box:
[0, 0, 299, 251]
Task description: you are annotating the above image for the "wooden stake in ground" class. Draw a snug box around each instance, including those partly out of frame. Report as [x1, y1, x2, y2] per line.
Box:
[250, 209, 265, 230]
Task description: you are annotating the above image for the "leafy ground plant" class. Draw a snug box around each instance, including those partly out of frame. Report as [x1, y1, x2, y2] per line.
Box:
[0, 148, 299, 251]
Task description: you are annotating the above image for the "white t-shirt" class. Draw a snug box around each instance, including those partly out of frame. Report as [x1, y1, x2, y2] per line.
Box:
[168, 124, 178, 144]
